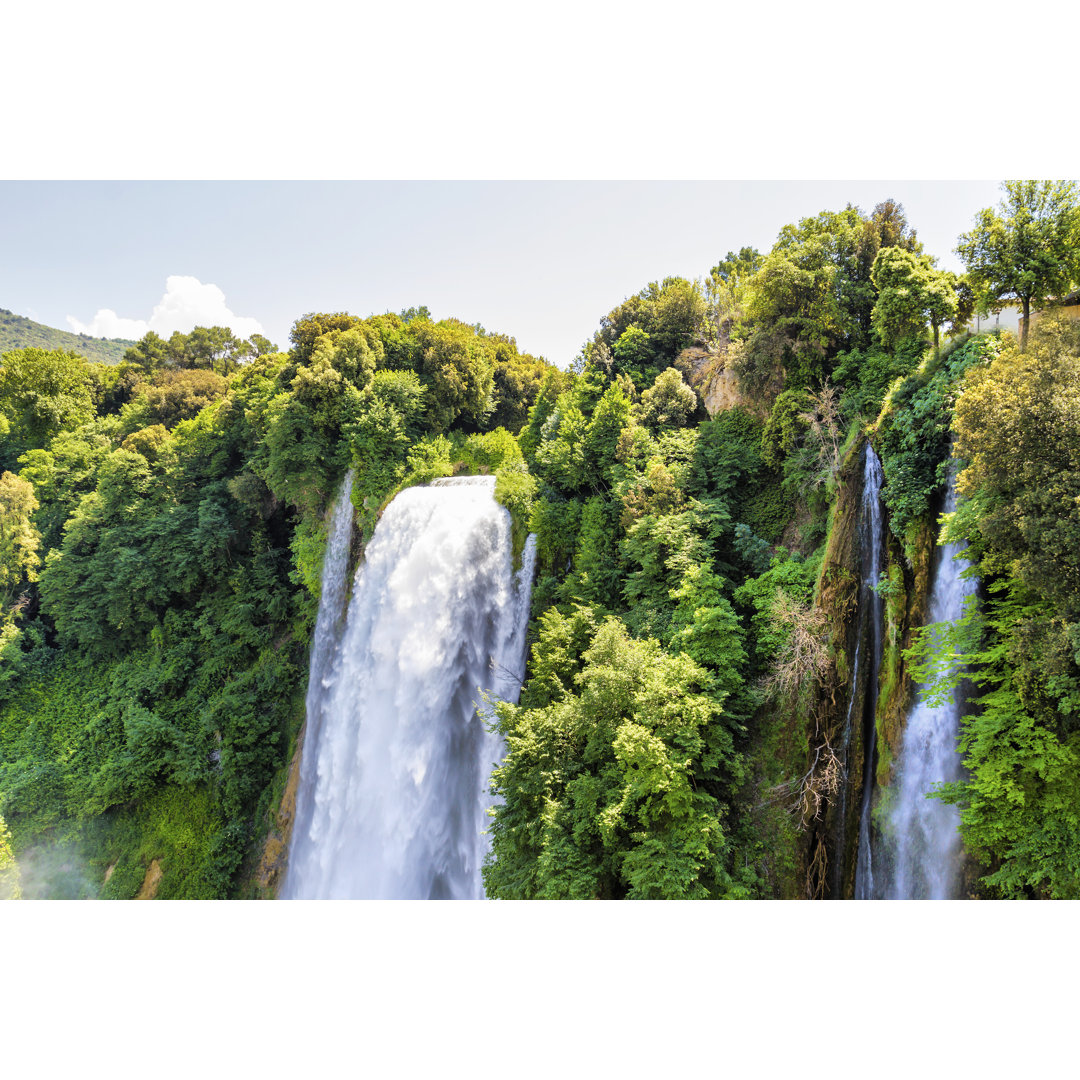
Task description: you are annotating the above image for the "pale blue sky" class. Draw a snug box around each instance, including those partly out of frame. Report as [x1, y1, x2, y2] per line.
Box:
[2, 180, 1006, 368]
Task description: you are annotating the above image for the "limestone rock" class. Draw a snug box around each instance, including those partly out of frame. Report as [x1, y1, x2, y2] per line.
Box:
[678, 344, 765, 418]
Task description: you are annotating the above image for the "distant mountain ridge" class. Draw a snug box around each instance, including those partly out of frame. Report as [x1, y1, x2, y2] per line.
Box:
[0, 308, 134, 365]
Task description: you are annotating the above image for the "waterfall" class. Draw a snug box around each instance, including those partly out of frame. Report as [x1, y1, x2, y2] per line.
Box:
[290, 469, 356, 845]
[284, 475, 536, 900]
[885, 467, 976, 899]
[851, 444, 886, 900]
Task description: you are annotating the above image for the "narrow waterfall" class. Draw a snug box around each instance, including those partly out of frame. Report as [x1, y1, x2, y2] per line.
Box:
[290, 469, 356, 846]
[284, 475, 536, 900]
[885, 467, 976, 899]
[852, 444, 886, 900]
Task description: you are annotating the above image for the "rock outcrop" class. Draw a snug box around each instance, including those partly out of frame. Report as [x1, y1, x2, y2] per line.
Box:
[679, 344, 770, 418]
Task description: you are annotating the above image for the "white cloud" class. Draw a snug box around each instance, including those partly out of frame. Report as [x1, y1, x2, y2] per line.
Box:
[67, 275, 264, 340]
[66, 308, 151, 340]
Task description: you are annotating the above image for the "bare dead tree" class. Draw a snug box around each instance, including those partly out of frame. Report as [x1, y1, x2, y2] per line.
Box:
[807, 835, 829, 900]
[760, 735, 842, 819]
[798, 378, 843, 489]
[762, 589, 832, 701]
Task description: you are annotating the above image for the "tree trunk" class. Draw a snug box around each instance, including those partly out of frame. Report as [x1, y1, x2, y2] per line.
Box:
[1021, 297, 1030, 351]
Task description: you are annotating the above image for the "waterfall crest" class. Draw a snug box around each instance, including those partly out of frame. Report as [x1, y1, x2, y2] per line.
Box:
[284, 475, 535, 900]
[885, 467, 976, 899]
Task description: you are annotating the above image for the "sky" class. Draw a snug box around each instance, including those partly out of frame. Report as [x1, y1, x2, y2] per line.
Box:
[1, 180, 1008, 368]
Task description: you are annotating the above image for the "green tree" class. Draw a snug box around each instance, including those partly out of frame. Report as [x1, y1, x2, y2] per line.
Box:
[957, 180, 1080, 349]
[711, 247, 763, 285]
[122, 331, 170, 373]
[178, 326, 244, 373]
[120, 368, 229, 431]
[735, 201, 921, 395]
[588, 278, 707, 387]
[612, 326, 653, 381]
[288, 312, 365, 365]
[485, 618, 742, 899]
[564, 496, 622, 608]
[533, 397, 589, 493]
[705, 247, 761, 347]
[0, 471, 40, 610]
[414, 318, 496, 430]
[0, 348, 96, 469]
[582, 380, 633, 488]
[668, 563, 747, 697]
[247, 333, 278, 357]
[953, 315, 1080, 616]
[871, 246, 959, 353]
[489, 347, 552, 433]
[639, 366, 697, 430]
[517, 369, 568, 461]
[16, 420, 118, 551]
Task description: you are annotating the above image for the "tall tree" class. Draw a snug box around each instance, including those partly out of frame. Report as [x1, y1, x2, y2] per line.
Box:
[735, 202, 920, 393]
[122, 331, 170, 373]
[0, 349, 96, 469]
[957, 180, 1080, 349]
[705, 248, 761, 348]
[871, 247, 959, 354]
[288, 312, 364, 365]
[485, 617, 742, 899]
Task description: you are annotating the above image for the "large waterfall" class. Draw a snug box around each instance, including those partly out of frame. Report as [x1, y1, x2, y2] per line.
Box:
[846, 444, 886, 900]
[884, 468, 976, 899]
[284, 475, 536, 900]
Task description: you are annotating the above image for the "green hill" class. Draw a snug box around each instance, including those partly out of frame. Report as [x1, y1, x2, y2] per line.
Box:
[0, 308, 135, 365]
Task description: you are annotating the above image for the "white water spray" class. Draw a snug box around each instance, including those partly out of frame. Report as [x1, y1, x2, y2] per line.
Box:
[284, 476, 536, 899]
[886, 469, 976, 899]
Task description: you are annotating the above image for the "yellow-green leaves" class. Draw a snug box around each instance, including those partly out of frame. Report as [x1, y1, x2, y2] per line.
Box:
[0, 471, 40, 612]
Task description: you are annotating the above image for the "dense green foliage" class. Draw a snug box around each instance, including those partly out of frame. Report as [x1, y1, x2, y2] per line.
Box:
[485, 316, 812, 895]
[485, 617, 746, 899]
[874, 334, 994, 546]
[907, 316, 1080, 897]
[871, 246, 961, 353]
[488, 183, 1080, 901]
[957, 180, 1080, 348]
[730, 200, 921, 397]
[0, 348, 98, 471]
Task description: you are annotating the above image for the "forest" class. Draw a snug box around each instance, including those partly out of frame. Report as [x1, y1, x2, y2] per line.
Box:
[1, 180, 1078, 900]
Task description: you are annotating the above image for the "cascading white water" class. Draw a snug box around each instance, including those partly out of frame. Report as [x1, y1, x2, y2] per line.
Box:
[885, 468, 976, 899]
[289, 469, 355, 852]
[284, 475, 536, 900]
[852, 445, 885, 901]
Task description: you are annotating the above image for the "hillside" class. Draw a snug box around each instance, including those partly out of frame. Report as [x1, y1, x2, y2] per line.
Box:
[0, 308, 133, 365]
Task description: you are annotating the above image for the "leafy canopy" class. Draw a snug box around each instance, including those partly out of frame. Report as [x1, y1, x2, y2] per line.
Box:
[957, 180, 1080, 346]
